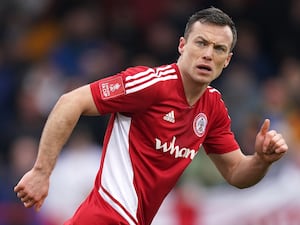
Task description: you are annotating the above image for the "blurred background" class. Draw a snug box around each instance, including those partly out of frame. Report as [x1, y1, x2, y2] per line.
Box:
[0, 0, 299, 224]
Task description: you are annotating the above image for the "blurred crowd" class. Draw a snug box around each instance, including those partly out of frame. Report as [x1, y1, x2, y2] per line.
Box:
[0, 0, 300, 224]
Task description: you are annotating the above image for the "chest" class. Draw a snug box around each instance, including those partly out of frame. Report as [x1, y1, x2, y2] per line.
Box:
[132, 96, 211, 155]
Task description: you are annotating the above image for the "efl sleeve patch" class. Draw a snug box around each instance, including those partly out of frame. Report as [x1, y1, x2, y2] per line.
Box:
[99, 76, 125, 100]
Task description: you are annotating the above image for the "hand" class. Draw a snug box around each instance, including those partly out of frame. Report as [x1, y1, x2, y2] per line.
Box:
[14, 168, 50, 211]
[255, 119, 288, 163]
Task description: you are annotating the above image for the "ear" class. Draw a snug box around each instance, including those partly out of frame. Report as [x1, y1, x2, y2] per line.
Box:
[224, 52, 233, 68]
[178, 37, 185, 55]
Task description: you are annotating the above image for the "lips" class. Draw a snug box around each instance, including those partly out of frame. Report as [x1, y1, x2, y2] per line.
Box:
[197, 64, 212, 72]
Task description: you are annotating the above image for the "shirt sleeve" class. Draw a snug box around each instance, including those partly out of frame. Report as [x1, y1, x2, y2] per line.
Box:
[90, 66, 159, 115]
[203, 94, 240, 154]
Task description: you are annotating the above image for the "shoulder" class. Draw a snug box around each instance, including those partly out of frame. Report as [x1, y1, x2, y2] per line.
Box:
[204, 86, 224, 104]
[122, 64, 179, 93]
[207, 86, 222, 96]
[122, 64, 178, 78]
[122, 65, 151, 75]
[203, 86, 229, 117]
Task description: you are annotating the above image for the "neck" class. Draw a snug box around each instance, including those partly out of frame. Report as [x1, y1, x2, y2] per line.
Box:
[185, 85, 207, 106]
[181, 74, 208, 106]
[176, 59, 209, 106]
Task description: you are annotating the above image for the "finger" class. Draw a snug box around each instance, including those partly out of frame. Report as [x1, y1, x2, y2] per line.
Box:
[266, 133, 276, 150]
[23, 199, 35, 208]
[21, 195, 33, 203]
[259, 119, 270, 136]
[263, 130, 277, 153]
[274, 141, 288, 154]
[265, 135, 288, 156]
[14, 184, 23, 193]
[269, 133, 283, 149]
[16, 190, 26, 198]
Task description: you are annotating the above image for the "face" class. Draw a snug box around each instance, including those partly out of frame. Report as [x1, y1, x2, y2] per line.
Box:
[178, 21, 233, 86]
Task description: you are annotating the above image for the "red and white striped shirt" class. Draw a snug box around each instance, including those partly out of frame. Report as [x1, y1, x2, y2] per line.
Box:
[88, 63, 239, 225]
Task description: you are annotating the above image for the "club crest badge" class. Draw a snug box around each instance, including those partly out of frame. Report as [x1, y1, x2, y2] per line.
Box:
[193, 113, 208, 137]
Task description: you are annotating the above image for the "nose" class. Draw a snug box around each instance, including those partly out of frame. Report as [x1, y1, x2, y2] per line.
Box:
[202, 45, 213, 60]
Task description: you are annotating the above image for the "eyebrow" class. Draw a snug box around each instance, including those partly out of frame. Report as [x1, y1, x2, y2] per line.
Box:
[196, 35, 228, 50]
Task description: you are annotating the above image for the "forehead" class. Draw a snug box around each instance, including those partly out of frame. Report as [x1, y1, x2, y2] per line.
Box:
[188, 21, 233, 47]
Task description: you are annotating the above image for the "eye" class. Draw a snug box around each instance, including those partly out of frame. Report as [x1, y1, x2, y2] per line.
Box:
[197, 40, 208, 47]
[214, 45, 227, 54]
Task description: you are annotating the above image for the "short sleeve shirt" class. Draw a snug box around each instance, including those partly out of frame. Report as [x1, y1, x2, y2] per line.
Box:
[89, 63, 239, 225]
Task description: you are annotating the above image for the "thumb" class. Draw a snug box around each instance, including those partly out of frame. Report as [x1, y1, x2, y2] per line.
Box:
[259, 119, 270, 136]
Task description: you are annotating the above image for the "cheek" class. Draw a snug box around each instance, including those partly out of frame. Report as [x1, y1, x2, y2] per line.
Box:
[213, 59, 228, 76]
[183, 44, 199, 57]
[181, 50, 195, 64]
[215, 57, 228, 69]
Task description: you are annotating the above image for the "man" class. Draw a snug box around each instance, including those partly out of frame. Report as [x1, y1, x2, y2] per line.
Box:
[14, 7, 288, 225]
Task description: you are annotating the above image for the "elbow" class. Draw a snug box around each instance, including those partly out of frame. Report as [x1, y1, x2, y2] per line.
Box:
[56, 85, 98, 116]
[56, 91, 83, 114]
[231, 183, 254, 189]
[52, 92, 84, 119]
[56, 92, 72, 106]
[226, 176, 260, 189]
[58, 92, 74, 104]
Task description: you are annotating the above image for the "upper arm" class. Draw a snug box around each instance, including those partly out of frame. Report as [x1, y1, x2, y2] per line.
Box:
[208, 149, 245, 183]
[62, 84, 100, 116]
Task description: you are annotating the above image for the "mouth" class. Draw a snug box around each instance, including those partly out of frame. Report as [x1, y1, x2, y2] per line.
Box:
[196, 64, 212, 72]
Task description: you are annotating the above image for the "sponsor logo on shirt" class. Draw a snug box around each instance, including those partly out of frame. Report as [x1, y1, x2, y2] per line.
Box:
[155, 136, 197, 160]
[99, 76, 125, 99]
[163, 110, 175, 123]
[193, 113, 207, 137]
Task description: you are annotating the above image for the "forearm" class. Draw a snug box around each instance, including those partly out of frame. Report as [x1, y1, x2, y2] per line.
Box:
[228, 153, 271, 188]
[14, 85, 99, 210]
[33, 93, 82, 176]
